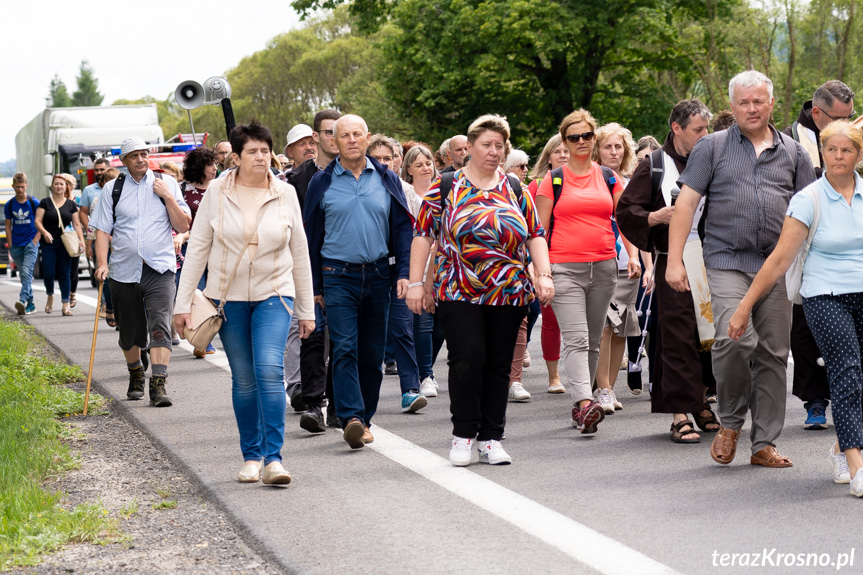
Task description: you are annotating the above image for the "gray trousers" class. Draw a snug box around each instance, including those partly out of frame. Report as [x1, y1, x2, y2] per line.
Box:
[707, 268, 792, 454]
[551, 259, 618, 404]
[284, 314, 301, 395]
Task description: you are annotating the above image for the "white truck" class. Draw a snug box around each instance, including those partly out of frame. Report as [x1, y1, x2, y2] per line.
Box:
[15, 104, 165, 197]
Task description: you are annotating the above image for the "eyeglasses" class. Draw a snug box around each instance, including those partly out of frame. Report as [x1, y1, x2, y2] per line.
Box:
[516, 164, 528, 169]
[819, 108, 858, 122]
[565, 132, 595, 143]
[318, 129, 334, 138]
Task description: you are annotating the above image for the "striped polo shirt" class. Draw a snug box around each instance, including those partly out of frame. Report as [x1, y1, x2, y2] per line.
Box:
[677, 124, 816, 273]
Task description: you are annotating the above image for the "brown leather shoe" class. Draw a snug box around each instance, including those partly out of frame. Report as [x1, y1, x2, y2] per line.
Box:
[710, 427, 741, 464]
[363, 425, 374, 444]
[750, 445, 793, 468]
[343, 418, 365, 449]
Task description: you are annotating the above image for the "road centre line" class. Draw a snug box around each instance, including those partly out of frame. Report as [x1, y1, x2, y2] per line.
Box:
[1, 279, 681, 575]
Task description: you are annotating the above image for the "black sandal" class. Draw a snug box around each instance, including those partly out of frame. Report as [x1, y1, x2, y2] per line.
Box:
[105, 310, 117, 328]
[693, 407, 720, 433]
[671, 419, 701, 443]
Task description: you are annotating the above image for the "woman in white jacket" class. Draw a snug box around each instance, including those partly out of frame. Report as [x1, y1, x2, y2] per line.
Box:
[174, 122, 314, 486]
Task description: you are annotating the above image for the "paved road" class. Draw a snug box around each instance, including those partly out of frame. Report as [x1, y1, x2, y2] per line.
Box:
[3, 278, 861, 575]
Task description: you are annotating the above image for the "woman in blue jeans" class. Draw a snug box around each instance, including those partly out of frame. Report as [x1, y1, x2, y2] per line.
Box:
[34, 174, 85, 316]
[729, 120, 863, 496]
[174, 122, 314, 485]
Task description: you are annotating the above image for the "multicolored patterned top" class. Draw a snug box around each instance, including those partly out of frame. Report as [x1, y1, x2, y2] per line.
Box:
[415, 169, 545, 306]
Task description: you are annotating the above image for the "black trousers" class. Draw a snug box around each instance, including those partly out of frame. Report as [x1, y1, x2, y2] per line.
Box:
[437, 301, 527, 441]
[791, 303, 830, 403]
[300, 330, 333, 407]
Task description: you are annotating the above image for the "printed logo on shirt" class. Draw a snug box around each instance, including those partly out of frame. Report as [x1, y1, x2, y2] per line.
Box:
[12, 208, 32, 224]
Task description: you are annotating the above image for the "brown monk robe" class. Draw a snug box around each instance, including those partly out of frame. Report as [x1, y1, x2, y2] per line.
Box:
[616, 133, 717, 428]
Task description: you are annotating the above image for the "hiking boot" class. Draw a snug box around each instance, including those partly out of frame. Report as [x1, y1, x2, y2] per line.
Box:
[127, 366, 145, 400]
[149, 376, 173, 407]
[290, 385, 307, 412]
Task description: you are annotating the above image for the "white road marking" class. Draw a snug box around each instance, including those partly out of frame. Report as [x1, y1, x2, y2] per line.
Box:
[1, 279, 681, 574]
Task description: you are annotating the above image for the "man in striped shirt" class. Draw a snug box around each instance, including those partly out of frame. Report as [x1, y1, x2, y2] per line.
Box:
[666, 70, 816, 469]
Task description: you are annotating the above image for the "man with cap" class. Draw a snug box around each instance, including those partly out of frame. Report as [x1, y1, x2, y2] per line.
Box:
[284, 124, 317, 171]
[91, 137, 192, 407]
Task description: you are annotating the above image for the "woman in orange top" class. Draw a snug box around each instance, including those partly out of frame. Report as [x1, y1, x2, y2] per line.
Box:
[535, 109, 639, 434]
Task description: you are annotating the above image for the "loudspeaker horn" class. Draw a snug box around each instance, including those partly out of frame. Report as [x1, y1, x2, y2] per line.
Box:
[174, 80, 204, 110]
[203, 77, 232, 105]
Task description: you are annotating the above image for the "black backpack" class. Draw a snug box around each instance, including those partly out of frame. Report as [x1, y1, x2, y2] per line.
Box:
[546, 165, 617, 247]
[438, 172, 525, 212]
[110, 172, 165, 224]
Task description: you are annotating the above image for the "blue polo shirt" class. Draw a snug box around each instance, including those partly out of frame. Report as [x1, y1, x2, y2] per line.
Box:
[787, 172, 863, 298]
[320, 157, 391, 263]
[79, 182, 101, 209]
[4, 196, 39, 246]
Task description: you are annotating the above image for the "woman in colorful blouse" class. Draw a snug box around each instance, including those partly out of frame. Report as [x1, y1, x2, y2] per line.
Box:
[535, 109, 638, 435]
[407, 114, 554, 467]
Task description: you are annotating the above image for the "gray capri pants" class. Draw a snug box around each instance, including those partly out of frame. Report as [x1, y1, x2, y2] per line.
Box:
[110, 264, 176, 352]
[551, 258, 618, 404]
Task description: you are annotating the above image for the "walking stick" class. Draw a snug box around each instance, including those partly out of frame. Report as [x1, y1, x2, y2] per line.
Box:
[628, 258, 658, 376]
[83, 279, 104, 416]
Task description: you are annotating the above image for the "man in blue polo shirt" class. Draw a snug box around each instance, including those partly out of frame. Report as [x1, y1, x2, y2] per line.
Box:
[304, 114, 413, 449]
[4, 173, 41, 315]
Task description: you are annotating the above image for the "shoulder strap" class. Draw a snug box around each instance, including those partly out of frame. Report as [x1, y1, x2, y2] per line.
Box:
[649, 149, 664, 198]
[216, 193, 270, 314]
[791, 121, 800, 142]
[111, 173, 127, 225]
[505, 174, 524, 208]
[29, 195, 39, 214]
[546, 167, 565, 247]
[439, 172, 455, 212]
[712, 129, 729, 175]
[777, 131, 799, 190]
[600, 165, 617, 196]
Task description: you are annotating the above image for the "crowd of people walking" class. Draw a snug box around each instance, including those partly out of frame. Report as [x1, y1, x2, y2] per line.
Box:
[9, 70, 863, 498]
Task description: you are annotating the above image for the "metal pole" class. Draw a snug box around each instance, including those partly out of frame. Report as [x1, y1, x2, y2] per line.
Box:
[187, 109, 198, 147]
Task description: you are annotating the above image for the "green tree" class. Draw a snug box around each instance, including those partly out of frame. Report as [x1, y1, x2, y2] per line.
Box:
[71, 60, 104, 106]
[46, 74, 72, 107]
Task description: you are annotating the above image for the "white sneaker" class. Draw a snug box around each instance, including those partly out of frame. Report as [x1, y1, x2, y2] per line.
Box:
[450, 436, 473, 466]
[508, 381, 531, 402]
[477, 439, 512, 465]
[829, 443, 851, 484]
[598, 389, 615, 414]
[420, 376, 438, 398]
[522, 349, 531, 367]
[610, 388, 623, 411]
[851, 469, 863, 497]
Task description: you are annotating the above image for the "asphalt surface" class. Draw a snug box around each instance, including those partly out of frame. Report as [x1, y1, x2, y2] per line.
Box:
[3, 277, 862, 575]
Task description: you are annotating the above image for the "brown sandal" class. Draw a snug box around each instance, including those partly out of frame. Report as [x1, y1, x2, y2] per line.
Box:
[671, 419, 701, 443]
[750, 446, 793, 468]
[710, 427, 741, 464]
[693, 407, 720, 432]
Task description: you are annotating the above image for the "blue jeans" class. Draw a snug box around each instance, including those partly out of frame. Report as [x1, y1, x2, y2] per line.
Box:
[388, 280, 419, 393]
[10, 241, 38, 304]
[219, 296, 293, 464]
[41, 242, 71, 303]
[322, 257, 391, 426]
[413, 309, 434, 381]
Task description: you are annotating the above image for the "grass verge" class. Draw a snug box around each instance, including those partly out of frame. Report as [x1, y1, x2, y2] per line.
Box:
[0, 318, 121, 569]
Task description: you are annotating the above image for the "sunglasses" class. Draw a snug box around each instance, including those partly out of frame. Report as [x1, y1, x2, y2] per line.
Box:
[565, 132, 595, 143]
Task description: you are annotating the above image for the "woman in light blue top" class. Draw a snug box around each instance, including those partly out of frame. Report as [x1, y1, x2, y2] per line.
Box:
[728, 120, 863, 498]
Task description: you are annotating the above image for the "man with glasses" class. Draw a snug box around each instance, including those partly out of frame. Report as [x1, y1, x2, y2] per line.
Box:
[214, 140, 233, 174]
[286, 109, 342, 432]
[782, 80, 856, 431]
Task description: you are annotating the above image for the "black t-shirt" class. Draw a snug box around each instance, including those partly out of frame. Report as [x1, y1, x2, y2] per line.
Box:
[39, 197, 78, 246]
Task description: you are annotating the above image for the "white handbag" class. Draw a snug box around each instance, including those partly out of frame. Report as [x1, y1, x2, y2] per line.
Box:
[785, 186, 821, 305]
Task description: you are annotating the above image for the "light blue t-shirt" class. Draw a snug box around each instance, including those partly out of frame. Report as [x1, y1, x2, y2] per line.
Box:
[320, 157, 391, 264]
[79, 183, 101, 209]
[787, 172, 863, 298]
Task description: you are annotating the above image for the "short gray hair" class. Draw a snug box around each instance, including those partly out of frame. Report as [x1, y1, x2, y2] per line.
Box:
[813, 80, 855, 111]
[503, 149, 529, 173]
[439, 138, 451, 158]
[728, 70, 773, 102]
[668, 99, 712, 130]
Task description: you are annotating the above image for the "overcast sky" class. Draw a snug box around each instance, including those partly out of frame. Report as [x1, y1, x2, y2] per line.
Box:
[2, 1, 304, 162]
